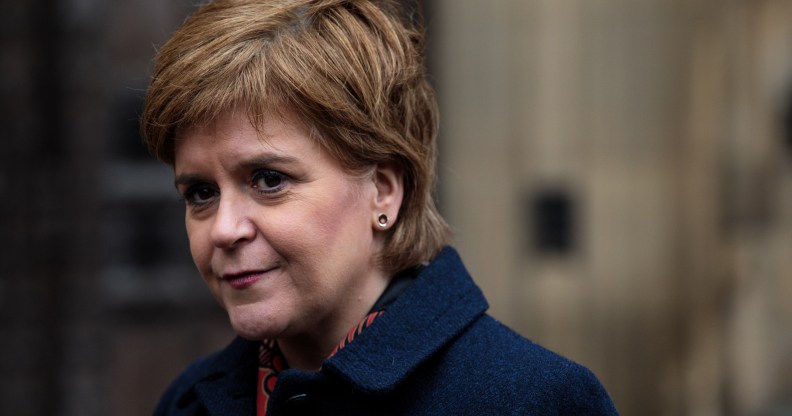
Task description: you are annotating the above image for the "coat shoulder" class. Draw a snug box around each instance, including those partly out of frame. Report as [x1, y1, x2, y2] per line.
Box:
[400, 314, 618, 415]
[462, 314, 591, 376]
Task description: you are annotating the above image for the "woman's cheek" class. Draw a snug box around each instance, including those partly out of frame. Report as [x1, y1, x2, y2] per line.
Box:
[187, 225, 212, 277]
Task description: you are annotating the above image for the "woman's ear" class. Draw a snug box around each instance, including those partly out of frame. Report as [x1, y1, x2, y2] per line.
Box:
[371, 163, 404, 230]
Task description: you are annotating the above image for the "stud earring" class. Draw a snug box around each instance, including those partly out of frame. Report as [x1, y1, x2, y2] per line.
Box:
[377, 213, 389, 229]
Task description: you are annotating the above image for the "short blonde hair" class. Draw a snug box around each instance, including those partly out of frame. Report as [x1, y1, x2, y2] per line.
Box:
[142, 0, 449, 274]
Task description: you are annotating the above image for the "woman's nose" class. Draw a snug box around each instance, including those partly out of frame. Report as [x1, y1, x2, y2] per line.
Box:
[209, 194, 256, 249]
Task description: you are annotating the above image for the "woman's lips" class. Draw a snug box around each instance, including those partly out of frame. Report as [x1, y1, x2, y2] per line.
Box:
[222, 269, 275, 289]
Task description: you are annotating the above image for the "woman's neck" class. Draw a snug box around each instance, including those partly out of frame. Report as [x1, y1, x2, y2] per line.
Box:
[277, 271, 390, 371]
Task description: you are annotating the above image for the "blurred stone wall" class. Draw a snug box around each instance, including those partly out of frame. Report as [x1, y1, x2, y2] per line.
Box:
[430, 0, 792, 415]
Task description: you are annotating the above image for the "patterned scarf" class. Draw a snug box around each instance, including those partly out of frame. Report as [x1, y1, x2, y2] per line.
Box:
[256, 310, 385, 416]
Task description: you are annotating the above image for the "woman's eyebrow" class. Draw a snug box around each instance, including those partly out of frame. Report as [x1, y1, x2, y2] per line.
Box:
[236, 154, 300, 170]
[174, 155, 301, 188]
[173, 173, 206, 189]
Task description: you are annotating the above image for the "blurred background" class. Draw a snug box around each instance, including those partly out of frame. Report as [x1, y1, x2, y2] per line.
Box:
[2, 0, 792, 415]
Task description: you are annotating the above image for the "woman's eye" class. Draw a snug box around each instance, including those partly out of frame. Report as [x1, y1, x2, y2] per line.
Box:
[184, 185, 218, 205]
[252, 170, 287, 193]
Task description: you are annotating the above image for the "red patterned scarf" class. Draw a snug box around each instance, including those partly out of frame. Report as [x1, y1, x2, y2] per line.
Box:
[256, 310, 385, 416]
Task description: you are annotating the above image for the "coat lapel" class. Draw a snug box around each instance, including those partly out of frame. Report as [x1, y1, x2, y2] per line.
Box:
[191, 338, 258, 415]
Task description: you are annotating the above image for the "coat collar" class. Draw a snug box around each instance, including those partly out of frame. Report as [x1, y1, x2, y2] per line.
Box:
[322, 246, 489, 393]
[189, 337, 259, 413]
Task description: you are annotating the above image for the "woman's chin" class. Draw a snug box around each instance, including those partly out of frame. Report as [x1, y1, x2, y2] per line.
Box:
[226, 304, 285, 341]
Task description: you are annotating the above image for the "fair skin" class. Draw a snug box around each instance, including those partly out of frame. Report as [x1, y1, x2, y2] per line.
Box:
[173, 109, 403, 370]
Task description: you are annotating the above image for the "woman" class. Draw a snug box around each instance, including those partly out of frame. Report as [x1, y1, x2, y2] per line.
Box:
[142, 0, 618, 414]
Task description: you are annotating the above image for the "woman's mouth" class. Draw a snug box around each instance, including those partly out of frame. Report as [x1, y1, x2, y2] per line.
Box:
[222, 269, 276, 289]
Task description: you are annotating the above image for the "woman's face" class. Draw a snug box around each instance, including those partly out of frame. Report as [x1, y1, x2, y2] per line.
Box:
[173, 110, 392, 347]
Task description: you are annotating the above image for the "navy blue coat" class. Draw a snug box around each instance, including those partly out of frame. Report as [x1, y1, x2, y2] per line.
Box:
[154, 247, 618, 415]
